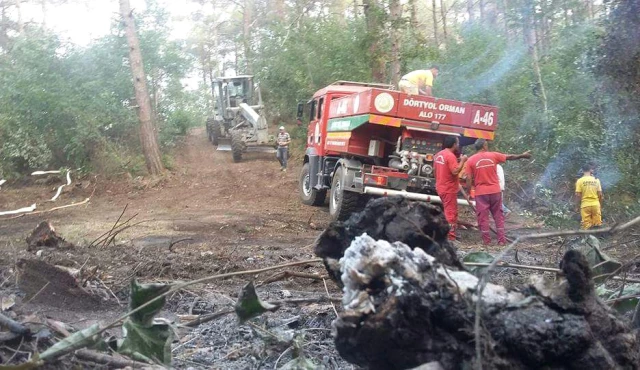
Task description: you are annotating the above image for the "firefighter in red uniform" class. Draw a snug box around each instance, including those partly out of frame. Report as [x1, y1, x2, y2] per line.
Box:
[434, 136, 468, 241]
[466, 139, 531, 245]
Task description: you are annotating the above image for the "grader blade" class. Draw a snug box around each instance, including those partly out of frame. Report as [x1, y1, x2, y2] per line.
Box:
[216, 138, 232, 151]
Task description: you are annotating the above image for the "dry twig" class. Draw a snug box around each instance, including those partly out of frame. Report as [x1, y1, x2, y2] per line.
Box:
[323, 278, 339, 317]
[23, 281, 50, 305]
[74, 349, 159, 368]
[183, 309, 235, 328]
[258, 270, 327, 287]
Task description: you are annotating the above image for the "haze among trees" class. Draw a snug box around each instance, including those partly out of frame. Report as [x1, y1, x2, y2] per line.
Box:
[0, 0, 638, 220]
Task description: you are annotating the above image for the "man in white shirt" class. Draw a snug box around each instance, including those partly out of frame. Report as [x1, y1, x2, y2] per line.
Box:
[276, 126, 291, 172]
[496, 164, 511, 217]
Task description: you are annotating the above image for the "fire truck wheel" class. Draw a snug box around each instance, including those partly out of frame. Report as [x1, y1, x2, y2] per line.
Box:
[329, 166, 362, 221]
[299, 163, 326, 206]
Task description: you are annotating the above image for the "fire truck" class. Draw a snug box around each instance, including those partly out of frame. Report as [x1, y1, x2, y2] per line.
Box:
[297, 81, 498, 221]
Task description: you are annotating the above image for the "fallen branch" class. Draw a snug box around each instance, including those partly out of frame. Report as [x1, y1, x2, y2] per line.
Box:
[0, 312, 30, 336]
[0, 332, 20, 343]
[31, 170, 61, 175]
[473, 215, 640, 369]
[183, 296, 342, 328]
[323, 278, 339, 317]
[605, 294, 640, 305]
[3, 186, 95, 219]
[51, 171, 72, 202]
[257, 270, 327, 286]
[271, 296, 341, 305]
[463, 262, 640, 283]
[102, 220, 147, 248]
[89, 204, 129, 248]
[0, 204, 37, 217]
[74, 349, 158, 369]
[23, 282, 50, 305]
[168, 238, 194, 251]
[183, 309, 235, 327]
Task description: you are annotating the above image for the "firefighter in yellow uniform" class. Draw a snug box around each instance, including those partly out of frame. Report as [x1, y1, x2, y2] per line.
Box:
[398, 66, 439, 96]
[575, 163, 603, 229]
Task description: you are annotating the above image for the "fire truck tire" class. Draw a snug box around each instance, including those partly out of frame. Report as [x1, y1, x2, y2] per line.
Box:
[299, 163, 326, 206]
[329, 166, 363, 221]
[210, 120, 222, 146]
[231, 131, 243, 162]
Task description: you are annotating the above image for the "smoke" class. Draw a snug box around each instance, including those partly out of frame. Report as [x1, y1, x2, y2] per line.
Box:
[455, 48, 527, 101]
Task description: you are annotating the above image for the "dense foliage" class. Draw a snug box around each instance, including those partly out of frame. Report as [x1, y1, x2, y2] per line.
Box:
[0, 5, 206, 178]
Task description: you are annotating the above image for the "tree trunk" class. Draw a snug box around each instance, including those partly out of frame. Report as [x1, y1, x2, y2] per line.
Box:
[389, 0, 402, 86]
[523, 5, 548, 115]
[563, 0, 570, 26]
[271, 0, 285, 21]
[407, 0, 425, 42]
[41, 0, 46, 27]
[363, 0, 386, 82]
[431, 0, 439, 46]
[440, 0, 448, 44]
[14, 0, 23, 33]
[331, 0, 348, 25]
[502, 0, 510, 38]
[0, 5, 9, 50]
[479, 0, 485, 20]
[243, 0, 254, 74]
[199, 42, 208, 87]
[467, 0, 474, 21]
[119, 0, 164, 176]
[408, 0, 418, 28]
[586, 0, 594, 19]
[540, 0, 548, 53]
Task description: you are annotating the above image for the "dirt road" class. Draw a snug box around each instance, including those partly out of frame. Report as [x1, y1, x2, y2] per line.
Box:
[1, 127, 326, 276]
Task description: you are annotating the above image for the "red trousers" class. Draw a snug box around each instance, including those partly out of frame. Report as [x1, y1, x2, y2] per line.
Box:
[439, 192, 458, 240]
[475, 192, 506, 245]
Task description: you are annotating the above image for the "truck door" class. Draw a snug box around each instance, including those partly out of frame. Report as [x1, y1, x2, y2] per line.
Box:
[307, 99, 321, 153]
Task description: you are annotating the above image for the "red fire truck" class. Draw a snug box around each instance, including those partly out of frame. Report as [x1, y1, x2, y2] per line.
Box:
[297, 81, 498, 221]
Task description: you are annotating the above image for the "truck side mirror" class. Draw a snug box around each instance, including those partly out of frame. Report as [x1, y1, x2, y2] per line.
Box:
[296, 102, 304, 120]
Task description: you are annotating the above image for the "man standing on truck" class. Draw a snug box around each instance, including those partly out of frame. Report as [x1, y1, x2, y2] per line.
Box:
[575, 162, 603, 229]
[434, 136, 468, 241]
[398, 66, 439, 96]
[276, 126, 291, 172]
[466, 139, 532, 245]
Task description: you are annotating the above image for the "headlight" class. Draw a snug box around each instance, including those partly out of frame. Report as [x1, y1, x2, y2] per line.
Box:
[421, 164, 433, 176]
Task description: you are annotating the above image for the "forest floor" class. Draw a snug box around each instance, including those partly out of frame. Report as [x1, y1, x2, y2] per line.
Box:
[0, 127, 638, 369]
